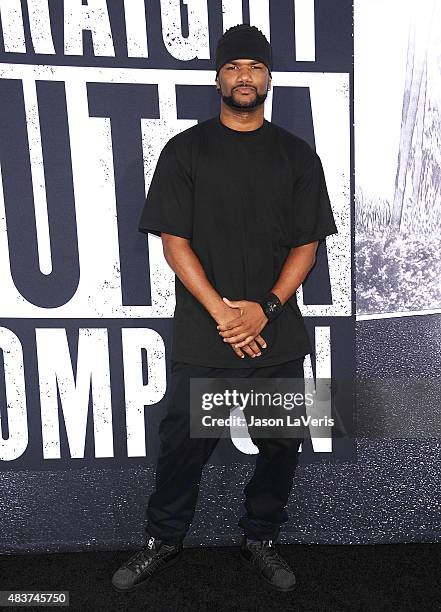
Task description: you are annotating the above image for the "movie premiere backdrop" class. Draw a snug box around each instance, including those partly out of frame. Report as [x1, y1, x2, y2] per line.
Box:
[0, 1, 438, 553]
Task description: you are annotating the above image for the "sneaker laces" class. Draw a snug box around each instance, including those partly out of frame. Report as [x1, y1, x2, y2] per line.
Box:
[251, 541, 293, 576]
[124, 537, 160, 575]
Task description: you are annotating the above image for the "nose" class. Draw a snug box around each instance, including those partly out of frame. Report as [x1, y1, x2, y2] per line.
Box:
[235, 66, 254, 84]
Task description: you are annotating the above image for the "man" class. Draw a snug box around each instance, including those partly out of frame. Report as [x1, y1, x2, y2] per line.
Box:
[112, 24, 338, 594]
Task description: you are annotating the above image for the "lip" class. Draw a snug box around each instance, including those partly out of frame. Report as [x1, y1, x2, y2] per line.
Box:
[235, 87, 255, 93]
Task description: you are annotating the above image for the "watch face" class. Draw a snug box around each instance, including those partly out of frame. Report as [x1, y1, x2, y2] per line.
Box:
[268, 300, 277, 313]
[262, 296, 281, 319]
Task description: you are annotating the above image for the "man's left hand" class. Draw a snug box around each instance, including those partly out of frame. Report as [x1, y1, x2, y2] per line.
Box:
[216, 297, 268, 348]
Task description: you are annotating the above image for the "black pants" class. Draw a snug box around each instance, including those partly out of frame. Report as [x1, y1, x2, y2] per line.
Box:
[145, 357, 305, 545]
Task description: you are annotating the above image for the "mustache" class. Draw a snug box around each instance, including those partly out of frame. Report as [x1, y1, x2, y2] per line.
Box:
[234, 85, 256, 90]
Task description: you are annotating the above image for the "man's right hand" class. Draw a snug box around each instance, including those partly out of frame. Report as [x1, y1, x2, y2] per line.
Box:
[214, 305, 267, 360]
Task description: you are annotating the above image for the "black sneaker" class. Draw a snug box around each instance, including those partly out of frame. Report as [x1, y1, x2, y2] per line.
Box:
[239, 537, 296, 592]
[111, 535, 183, 592]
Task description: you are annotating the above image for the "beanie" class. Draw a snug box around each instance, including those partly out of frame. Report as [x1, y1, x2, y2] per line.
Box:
[215, 24, 272, 78]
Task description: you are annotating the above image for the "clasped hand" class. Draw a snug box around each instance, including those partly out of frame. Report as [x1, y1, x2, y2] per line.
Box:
[216, 297, 268, 360]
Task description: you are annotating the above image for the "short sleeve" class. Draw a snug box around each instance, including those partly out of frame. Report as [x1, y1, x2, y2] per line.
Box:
[289, 149, 338, 248]
[138, 138, 193, 239]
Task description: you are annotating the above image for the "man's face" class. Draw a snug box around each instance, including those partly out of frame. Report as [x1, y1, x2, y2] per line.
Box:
[216, 58, 271, 110]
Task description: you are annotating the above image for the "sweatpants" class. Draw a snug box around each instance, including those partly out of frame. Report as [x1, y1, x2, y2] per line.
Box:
[145, 356, 305, 545]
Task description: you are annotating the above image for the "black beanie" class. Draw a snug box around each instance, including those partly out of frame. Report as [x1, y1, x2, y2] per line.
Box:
[215, 24, 272, 78]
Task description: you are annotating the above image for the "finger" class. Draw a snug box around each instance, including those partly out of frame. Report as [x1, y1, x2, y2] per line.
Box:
[255, 335, 267, 349]
[223, 297, 245, 308]
[240, 344, 256, 358]
[230, 344, 245, 359]
[233, 335, 256, 349]
[246, 340, 262, 356]
[220, 324, 248, 338]
[223, 332, 251, 344]
[217, 315, 243, 332]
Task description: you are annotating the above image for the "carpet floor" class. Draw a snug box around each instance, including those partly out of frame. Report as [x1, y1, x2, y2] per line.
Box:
[0, 543, 439, 611]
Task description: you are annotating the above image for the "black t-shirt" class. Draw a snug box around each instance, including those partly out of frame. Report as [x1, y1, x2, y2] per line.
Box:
[138, 115, 338, 368]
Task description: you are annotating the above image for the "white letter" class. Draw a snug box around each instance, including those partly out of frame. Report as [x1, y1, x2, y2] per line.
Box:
[248, 0, 271, 43]
[123, 0, 148, 57]
[122, 329, 166, 457]
[294, 0, 316, 61]
[304, 326, 332, 452]
[160, 0, 210, 60]
[0, 327, 28, 460]
[36, 328, 113, 459]
[229, 402, 259, 455]
[64, 0, 115, 56]
[221, 0, 271, 50]
[28, 0, 55, 54]
[220, 0, 243, 31]
[0, 0, 26, 52]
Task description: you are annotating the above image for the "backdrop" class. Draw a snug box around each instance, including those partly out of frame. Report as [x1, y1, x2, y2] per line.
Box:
[0, 0, 439, 552]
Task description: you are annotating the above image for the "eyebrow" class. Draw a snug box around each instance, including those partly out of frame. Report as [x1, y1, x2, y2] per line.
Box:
[227, 60, 263, 65]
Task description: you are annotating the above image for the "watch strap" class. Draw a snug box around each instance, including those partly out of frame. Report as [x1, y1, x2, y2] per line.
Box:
[258, 292, 283, 322]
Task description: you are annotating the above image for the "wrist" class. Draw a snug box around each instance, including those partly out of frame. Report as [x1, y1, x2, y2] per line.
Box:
[258, 291, 284, 322]
[208, 297, 229, 322]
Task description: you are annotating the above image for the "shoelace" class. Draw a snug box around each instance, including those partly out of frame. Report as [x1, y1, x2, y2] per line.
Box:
[125, 538, 161, 575]
[250, 542, 293, 576]
[125, 547, 157, 574]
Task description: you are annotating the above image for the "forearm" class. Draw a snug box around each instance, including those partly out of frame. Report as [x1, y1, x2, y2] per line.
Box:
[270, 242, 318, 305]
[162, 239, 224, 320]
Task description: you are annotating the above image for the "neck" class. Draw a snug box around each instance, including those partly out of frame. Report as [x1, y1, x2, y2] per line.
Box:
[219, 105, 265, 132]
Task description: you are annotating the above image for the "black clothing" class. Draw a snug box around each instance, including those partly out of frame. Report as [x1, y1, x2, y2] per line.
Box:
[139, 115, 338, 368]
[111, 538, 182, 592]
[145, 358, 305, 544]
[215, 24, 273, 77]
[240, 537, 296, 592]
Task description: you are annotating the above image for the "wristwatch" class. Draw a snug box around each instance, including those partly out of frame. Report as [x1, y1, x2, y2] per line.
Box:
[258, 292, 284, 322]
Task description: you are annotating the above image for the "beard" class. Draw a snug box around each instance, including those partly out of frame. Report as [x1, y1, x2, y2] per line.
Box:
[218, 86, 268, 110]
